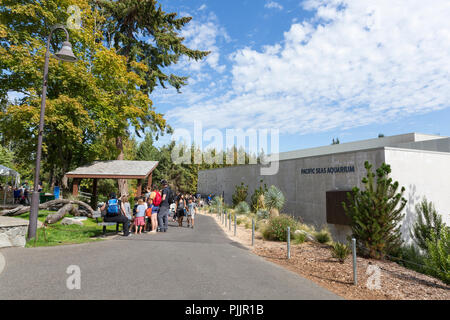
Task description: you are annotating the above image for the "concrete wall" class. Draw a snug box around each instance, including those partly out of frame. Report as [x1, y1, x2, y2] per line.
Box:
[385, 148, 450, 244]
[199, 146, 450, 243]
[198, 148, 386, 242]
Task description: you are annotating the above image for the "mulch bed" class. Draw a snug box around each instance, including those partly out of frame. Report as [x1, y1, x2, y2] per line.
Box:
[204, 212, 450, 300]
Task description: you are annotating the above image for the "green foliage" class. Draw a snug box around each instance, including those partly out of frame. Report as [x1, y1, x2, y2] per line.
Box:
[264, 185, 285, 212]
[315, 227, 332, 244]
[343, 161, 407, 259]
[331, 242, 351, 263]
[0, 145, 14, 168]
[411, 197, 447, 251]
[235, 201, 250, 215]
[232, 182, 248, 207]
[210, 196, 224, 213]
[293, 232, 306, 245]
[251, 180, 268, 212]
[425, 228, 450, 285]
[256, 209, 270, 220]
[392, 244, 427, 274]
[262, 214, 299, 242]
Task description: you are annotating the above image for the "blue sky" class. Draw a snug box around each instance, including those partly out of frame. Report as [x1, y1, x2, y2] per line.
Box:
[7, 0, 450, 153]
[149, 0, 450, 153]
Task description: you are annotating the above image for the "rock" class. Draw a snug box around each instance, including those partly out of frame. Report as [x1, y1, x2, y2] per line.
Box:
[0, 217, 29, 248]
[61, 217, 84, 226]
[295, 229, 315, 242]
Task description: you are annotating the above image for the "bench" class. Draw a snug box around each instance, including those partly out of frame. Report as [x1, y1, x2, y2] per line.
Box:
[92, 211, 120, 236]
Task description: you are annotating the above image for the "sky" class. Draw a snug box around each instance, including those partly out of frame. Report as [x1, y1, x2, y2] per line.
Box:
[150, 0, 450, 152]
[7, 0, 450, 153]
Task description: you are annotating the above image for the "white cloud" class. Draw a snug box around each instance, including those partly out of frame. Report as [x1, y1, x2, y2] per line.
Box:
[265, 1, 284, 10]
[198, 4, 207, 11]
[178, 12, 229, 74]
[168, 0, 450, 135]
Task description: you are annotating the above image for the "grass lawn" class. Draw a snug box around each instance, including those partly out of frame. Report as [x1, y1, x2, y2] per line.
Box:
[16, 211, 111, 248]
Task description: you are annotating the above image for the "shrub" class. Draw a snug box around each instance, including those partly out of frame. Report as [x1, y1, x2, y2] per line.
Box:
[293, 232, 306, 245]
[411, 197, 447, 251]
[343, 161, 407, 259]
[262, 214, 298, 242]
[331, 242, 351, 263]
[210, 196, 223, 212]
[392, 244, 427, 274]
[235, 201, 250, 215]
[256, 209, 270, 220]
[232, 183, 248, 207]
[236, 217, 244, 225]
[425, 228, 450, 285]
[251, 180, 268, 212]
[264, 185, 285, 217]
[315, 227, 332, 244]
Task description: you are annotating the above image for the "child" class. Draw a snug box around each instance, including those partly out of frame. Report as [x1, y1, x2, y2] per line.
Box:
[187, 198, 198, 229]
[121, 195, 133, 234]
[135, 198, 146, 234]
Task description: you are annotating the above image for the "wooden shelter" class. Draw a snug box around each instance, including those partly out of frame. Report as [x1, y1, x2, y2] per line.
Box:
[65, 160, 158, 207]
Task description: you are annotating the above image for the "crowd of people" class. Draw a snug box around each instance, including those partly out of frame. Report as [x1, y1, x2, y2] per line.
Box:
[99, 179, 202, 237]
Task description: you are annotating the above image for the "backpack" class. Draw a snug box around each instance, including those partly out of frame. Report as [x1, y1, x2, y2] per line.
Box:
[167, 188, 175, 204]
[153, 191, 162, 206]
[106, 199, 120, 216]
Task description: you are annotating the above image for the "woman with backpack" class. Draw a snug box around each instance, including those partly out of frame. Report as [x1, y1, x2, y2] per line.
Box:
[147, 185, 161, 233]
[101, 192, 131, 237]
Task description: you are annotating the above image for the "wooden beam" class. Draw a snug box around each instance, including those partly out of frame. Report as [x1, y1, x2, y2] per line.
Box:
[137, 179, 142, 197]
[66, 174, 147, 180]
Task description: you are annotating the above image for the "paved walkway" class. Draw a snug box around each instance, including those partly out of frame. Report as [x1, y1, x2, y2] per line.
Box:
[0, 214, 341, 300]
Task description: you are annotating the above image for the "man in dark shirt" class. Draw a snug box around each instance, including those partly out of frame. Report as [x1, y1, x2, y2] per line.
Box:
[158, 180, 172, 232]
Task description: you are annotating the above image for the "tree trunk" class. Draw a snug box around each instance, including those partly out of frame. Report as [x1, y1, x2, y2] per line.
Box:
[44, 203, 80, 225]
[116, 136, 128, 196]
[0, 199, 95, 217]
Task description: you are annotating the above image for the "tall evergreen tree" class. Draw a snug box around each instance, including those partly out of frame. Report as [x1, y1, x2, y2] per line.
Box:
[96, 0, 210, 194]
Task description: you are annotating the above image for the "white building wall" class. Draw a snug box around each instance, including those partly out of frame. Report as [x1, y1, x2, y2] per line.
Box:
[384, 148, 450, 244]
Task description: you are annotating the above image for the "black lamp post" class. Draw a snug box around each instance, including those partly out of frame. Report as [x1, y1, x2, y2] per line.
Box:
[28, 24, 76, 240]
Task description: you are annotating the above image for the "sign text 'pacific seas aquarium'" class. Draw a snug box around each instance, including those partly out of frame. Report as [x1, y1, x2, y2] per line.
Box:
[300, 165, 355, 175]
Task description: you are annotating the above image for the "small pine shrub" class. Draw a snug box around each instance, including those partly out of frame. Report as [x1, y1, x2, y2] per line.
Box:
[262, 214, 298, 242]
[315, 227, 332, 244]
[235, 201, 250, 215]
[425, 228, 450, 285]
[411, 197, 446, 251]
[232, 182, 249, 207]
[331, 242, 351, 263]
[342, 161, 407, 259]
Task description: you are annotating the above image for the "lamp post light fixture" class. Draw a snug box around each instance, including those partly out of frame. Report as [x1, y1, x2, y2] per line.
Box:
[28, 24, 76, 240]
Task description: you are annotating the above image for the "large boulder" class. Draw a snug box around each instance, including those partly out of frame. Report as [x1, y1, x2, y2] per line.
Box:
[0, 217, 29, 248]
[61, 217, 84, 226]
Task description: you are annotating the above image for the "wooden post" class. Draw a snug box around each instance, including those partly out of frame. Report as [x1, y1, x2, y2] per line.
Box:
[91, 178, 98, 209]
[147, 173, 153, 189]
[72, 178, 80, 197]
[137, 179, 142, 197]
